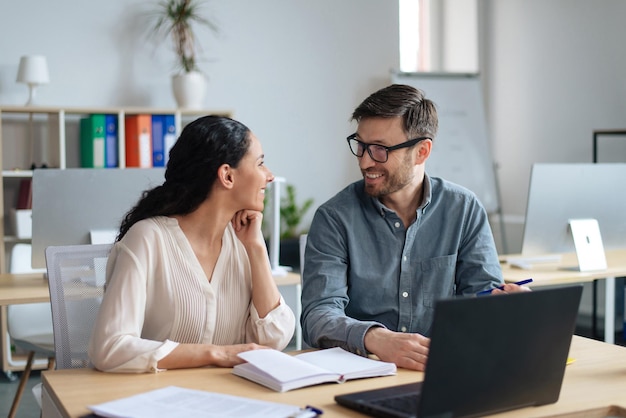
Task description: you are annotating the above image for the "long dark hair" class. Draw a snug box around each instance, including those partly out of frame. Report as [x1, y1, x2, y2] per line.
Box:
[117, 115, 251, 240]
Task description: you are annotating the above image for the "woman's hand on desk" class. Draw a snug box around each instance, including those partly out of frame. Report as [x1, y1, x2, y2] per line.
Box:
[206, 343, 272, 367]
[158, 343, 270, 369]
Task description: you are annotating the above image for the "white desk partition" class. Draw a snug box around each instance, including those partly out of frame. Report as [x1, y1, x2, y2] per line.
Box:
[31, 168, 166, 270]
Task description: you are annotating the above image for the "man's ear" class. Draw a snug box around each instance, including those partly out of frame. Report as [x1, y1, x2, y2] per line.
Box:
[415, 139, 432, 164]
[218, 164, 235, 189]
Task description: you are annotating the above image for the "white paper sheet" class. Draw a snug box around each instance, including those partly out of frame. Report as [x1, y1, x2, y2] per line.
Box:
[88, 386, 304, 418]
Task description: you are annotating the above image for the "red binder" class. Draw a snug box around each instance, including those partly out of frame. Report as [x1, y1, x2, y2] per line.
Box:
[125, 114, 152, 167]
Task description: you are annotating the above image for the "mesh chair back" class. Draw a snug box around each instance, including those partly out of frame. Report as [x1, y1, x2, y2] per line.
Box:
[45, 244, 112, 369]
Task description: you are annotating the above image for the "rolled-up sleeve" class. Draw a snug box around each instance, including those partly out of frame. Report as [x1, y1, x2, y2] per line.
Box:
[246, 295, 295, 350]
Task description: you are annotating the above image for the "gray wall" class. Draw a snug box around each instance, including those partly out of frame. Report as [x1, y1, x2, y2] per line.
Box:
[482, 0, 626, 253]
[3, 0, 626, 253]
[0, 0, 400, 232]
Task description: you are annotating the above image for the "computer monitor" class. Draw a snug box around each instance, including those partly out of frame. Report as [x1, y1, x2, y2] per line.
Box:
[31, 168, 165, 269]
[521, 163, 626, 255]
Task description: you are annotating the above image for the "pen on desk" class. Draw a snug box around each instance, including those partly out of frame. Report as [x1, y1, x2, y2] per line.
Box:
[288, 405, 323, 417]
[477, 278, 533, 295]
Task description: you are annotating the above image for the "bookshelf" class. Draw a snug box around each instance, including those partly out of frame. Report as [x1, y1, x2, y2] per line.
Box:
[0, 105, 232, 272]
[0, 106, 232, 374]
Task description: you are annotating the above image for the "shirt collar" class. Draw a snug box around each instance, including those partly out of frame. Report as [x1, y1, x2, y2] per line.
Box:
[368, 173, 433, 216]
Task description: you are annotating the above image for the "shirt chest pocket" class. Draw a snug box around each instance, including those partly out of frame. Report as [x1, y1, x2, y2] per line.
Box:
[419, 254, 457, 308]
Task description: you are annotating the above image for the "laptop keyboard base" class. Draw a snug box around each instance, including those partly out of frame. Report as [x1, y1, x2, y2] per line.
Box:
[370, 393, 421, 414]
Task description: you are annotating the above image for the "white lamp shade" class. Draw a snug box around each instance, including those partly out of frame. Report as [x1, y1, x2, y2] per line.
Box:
[16, 55, 50, 85]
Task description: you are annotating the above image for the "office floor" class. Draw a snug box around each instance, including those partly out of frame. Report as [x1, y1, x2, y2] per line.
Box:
[0, 370, 42, 418]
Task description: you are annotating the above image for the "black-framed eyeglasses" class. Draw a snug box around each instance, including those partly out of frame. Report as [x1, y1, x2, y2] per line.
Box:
[346, 134, 431, 163]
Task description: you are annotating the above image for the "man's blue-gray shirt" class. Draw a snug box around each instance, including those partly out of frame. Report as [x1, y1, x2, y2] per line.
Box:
[300, 174, 503, 356]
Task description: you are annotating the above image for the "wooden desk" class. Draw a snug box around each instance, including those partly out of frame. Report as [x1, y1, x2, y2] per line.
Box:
[0, 272, 301, 306]
[501, 249, 626, 344]
[41, 336, 626, 418]
[0, 272, 48, 306]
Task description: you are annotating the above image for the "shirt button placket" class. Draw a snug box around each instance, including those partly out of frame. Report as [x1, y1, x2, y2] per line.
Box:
[399, 291, 410, 332]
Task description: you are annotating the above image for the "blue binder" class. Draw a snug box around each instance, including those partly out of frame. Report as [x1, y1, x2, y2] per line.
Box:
[163, 114, 176, 165]
[104, 114, 118, 168]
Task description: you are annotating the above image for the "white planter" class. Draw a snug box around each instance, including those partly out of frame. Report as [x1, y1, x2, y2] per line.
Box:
[171, 71, 207, 109]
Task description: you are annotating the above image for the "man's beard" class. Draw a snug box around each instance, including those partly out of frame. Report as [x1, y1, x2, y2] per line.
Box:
[363, 153, 414, 198]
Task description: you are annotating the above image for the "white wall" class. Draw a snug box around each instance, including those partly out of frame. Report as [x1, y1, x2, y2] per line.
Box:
[481, 0, 626, 252]
[0, 0, 400, 231]
[4, 0, 625, 255]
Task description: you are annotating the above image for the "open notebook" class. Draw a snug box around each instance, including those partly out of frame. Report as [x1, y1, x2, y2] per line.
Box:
[233, 346, 396, 392]
[335, 285, 583, 418]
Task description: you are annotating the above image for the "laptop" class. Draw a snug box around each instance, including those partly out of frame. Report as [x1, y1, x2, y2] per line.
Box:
[335, 285, 583, 418]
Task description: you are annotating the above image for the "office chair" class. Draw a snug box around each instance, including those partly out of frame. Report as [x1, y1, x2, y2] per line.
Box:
[45, 243, 112, 369]
[6, 243, 54, 418]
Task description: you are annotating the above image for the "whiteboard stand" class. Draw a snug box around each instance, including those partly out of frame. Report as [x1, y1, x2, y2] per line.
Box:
[491, 162, 508, 254]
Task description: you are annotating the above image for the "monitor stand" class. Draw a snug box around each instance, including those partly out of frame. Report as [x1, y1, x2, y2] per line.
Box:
[565, 218, 607, 272]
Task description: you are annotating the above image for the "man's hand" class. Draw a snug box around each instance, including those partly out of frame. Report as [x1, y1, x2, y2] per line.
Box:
[491, 283, 532, 295]
[364, 327, 430, 371]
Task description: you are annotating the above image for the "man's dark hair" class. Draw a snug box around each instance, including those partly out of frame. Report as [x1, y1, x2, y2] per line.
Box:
[352, 84, 438, 139]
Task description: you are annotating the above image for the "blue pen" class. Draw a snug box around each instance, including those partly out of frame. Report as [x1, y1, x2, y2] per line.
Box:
[477, 278, 533, 295]
[288, 405, 323, 417]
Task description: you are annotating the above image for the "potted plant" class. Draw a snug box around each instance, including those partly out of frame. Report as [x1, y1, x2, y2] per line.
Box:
[149, 0, 218, 109]
[280, 184, 314, 239]
[279, 184, 314, 270]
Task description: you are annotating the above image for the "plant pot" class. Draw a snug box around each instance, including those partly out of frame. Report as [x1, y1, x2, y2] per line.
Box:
[171, 71, 207, 109]
[279, 237, 301, 271]
[264, 237, 302, 272]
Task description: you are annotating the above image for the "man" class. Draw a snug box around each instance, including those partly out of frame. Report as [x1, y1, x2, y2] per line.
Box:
[301, 84, 524, 371]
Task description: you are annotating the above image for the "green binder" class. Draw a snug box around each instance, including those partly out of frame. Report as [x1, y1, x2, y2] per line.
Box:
[80, 114, 106, 168]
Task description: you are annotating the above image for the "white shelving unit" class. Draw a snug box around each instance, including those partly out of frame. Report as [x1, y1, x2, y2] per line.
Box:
[0, 105, 232, 374]
[0, 106, 232, 271]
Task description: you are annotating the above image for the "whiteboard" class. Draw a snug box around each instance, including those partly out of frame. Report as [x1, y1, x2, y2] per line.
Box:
[391, 72, 499, 213]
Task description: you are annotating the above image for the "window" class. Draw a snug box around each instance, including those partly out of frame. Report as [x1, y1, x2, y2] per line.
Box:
[399, 0, 478, 73]
[399, 0, 423, 72]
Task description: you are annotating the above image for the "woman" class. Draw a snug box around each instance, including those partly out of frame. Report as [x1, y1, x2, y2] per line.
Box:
[89, 115, 295, 373]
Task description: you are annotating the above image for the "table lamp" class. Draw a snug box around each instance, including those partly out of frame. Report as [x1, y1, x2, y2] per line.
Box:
[16, 55, 50, 106]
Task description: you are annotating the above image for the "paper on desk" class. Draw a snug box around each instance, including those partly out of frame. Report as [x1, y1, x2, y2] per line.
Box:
[88, 386, 302, 418]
